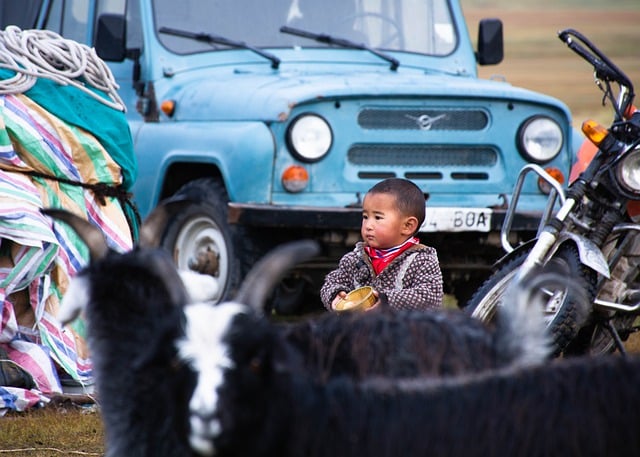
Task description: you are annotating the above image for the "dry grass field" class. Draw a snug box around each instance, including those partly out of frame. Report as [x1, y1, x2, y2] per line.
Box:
[2, 3, 640, 455]
[0, 401, 103, 456]
[462, 3, 640, 126]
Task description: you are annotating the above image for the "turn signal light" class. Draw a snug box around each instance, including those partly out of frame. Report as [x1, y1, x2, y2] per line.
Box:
[282, 165, 309, 193]
[581, 119, 609, 146]
[538, 167, 565, 195]
[161, 99, 176, 117]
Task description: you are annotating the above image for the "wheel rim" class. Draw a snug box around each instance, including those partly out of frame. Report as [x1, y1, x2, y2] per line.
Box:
[471, 270, 515, 322]
[535, 286, 568, 326]
[173, 215, 227, 301]
[472, 270, 568, 327]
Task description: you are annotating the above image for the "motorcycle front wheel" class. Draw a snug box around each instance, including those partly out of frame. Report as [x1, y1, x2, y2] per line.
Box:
[465, 244, 597, 355]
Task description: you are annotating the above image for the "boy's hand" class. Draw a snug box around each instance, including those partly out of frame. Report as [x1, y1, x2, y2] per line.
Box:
[366, 288, 380, 311]
[331, 291, 347, 310]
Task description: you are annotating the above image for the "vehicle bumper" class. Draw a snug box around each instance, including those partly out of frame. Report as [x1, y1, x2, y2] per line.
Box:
[228, 203, 541, 232]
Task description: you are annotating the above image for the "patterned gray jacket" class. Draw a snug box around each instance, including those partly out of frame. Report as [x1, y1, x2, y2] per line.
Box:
[320, 241, 444, 311]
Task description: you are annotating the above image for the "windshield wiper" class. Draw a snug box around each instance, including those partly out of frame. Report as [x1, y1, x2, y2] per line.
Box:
[159, 27, 281, 69]
[280, 26, 399, 71]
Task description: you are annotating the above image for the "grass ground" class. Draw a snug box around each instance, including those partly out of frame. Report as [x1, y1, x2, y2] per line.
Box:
[2, 3, 640, 455]
[0, 400, 104, 456]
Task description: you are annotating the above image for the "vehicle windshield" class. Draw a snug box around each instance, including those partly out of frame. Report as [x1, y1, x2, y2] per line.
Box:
[153, 0, 457, 57]
[0, 0, 43, 29]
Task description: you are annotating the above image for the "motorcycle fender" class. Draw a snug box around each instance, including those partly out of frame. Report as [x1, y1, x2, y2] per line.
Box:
[557, 232, 610, 278]
[490, 238, 539, 270]
[489, 234, 610, 278]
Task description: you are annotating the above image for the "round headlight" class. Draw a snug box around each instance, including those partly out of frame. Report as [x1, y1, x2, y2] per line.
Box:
[517, 116, 563, 163]
[616, 147, 640, 195]
[286, 114, 333, 162]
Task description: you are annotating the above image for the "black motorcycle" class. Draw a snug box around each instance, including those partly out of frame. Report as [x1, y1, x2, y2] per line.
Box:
[466, 28, 640, 356]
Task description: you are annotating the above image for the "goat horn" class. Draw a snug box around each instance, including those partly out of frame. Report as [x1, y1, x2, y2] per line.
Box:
[138, 197, 195, 248]
[235, 240, 321, 314]
[41, 208, 109, 260]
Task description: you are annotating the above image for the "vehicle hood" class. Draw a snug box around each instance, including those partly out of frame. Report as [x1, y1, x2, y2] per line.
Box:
[159, 64, 567, 122]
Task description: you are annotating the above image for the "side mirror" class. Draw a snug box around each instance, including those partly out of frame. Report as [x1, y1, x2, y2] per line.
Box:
[476, 18, 503, 66]
[95, 13, 127, 62]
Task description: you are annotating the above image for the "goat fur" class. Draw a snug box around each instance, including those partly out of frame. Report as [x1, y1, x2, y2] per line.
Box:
[279, 294, 548, 381]
[181, 301, 640, 457]
[178, 240, 557, 456]
[52, 216, 553, 457]
[234, 238, 551, 381]
[48, 203, 201, 457]
[69, 248, 197, 457]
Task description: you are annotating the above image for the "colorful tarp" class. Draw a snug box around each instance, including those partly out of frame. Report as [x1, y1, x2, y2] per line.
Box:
[0, 90, 135, 412]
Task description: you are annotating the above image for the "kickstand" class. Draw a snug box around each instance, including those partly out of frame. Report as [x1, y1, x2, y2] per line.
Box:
[603, 319, 628, 355]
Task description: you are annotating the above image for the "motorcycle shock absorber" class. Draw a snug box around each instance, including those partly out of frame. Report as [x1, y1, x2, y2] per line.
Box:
[592, 208, 623, 247]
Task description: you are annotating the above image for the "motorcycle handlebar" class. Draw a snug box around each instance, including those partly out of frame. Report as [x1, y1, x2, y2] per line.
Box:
[558, 28, 635, 101]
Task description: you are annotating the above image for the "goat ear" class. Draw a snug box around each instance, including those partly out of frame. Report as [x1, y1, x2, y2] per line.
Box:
[139, 197, 196, 248]
[235, 240, 321, 315]
[41, 208, 109, 260]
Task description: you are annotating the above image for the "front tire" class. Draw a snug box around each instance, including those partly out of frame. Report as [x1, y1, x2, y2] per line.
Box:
[161, 178, 247, 303]
[466, 244, 597, 354]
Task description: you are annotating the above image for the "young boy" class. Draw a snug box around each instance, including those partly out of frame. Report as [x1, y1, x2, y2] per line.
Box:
[321, 178, 443, 311]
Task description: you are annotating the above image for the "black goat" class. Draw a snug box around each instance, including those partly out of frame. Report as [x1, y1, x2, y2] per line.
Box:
[181, 299, 640, 457]
[279, 297, 547, 381]
[177, 240, 556, 456]
[51, 214, 551, 457]
[235, 239, 551, 381]
[48, 202, 202, 457]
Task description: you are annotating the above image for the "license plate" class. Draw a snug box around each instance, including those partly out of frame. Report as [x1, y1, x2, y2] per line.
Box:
[420, 207, 492, 233]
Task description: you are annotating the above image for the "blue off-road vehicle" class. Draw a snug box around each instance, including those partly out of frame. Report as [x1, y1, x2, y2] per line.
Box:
[12, 0, 578, 312]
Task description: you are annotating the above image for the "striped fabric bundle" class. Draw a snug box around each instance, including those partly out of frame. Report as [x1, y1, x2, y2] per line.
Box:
[0, 92, 134, 412]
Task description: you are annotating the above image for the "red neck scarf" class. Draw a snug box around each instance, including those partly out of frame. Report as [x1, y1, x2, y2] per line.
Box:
[364, 237, 419, 275]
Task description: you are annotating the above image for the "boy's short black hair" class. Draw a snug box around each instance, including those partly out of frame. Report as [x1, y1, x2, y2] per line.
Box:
[367, 178, 426, 229]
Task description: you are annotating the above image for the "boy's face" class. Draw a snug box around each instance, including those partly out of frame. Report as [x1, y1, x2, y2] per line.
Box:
[361, 192, 417, 249]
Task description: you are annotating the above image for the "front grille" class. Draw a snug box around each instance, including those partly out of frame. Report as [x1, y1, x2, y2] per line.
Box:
[358, 109, 488, 130]
[348, 145, 497, 167]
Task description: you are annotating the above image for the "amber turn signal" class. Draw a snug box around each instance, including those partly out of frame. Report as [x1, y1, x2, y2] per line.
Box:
[537, 167, 565, 195]
[581, 119, 609, 146]
[281, 165, 309, 193]
[160, 99, 176, 117]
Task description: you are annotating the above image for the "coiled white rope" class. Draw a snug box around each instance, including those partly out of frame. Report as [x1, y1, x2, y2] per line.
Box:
[0, 26, 125, 111]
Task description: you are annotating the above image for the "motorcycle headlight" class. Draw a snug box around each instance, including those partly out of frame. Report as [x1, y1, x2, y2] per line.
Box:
[616, 147, 640, 195]
[517, 116, 563, 163]
[286, 114, 333, 162]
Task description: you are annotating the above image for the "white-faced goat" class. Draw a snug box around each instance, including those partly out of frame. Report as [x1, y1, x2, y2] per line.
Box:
[52, 205, 552, 457]
[176, 240, 561, 456]
[47, 201, 217, 457]
[180, 298, 640, 457]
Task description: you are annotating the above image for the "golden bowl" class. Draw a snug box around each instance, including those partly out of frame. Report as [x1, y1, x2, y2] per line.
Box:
[334, 286, 376, 312]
